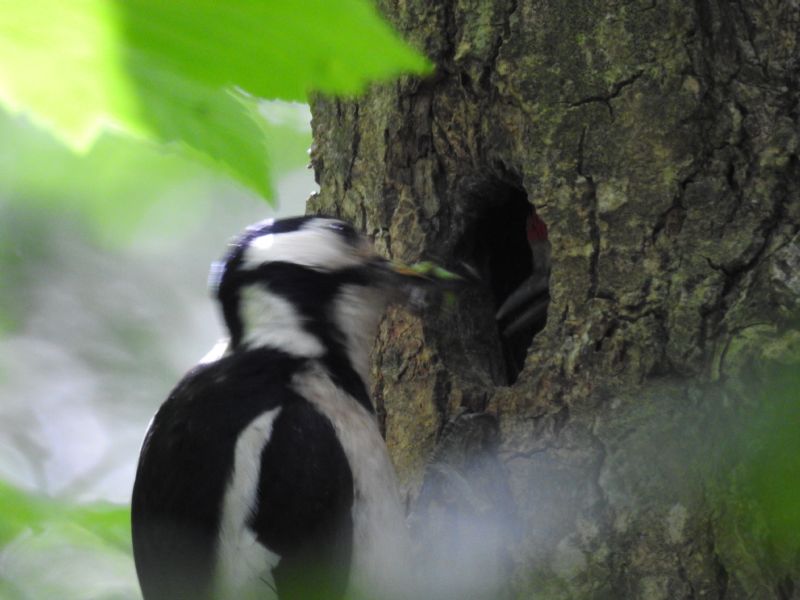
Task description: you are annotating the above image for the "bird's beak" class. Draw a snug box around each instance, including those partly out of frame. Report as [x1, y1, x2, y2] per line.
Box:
[389, 264, 428, 278]
[368, 258, 460, 310]
[377, 258, 462, 286]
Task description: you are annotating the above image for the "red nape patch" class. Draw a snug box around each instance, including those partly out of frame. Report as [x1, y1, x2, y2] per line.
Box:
[526, 213, 548, 242]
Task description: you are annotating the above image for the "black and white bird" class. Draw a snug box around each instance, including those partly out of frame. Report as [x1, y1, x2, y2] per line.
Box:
[495, 209, 550, 339]
[132, 216, 429, 600]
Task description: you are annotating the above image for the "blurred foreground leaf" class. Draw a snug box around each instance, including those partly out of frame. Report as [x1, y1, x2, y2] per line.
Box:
[737, 371, 800, 557]
[0, 482, 138, 599]
[0, 481, 130, 550]
[712, 367, 800, 580]
[0, 102, 311, 242]
[0, 0, 431, 198]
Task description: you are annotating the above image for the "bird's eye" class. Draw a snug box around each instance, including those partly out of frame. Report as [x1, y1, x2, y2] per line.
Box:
[324, 221, 360, 245]
[326, 221, 347, 233]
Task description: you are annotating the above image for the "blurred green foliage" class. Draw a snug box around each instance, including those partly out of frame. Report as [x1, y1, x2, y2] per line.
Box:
[0, 204, 52, 334]
[714, 367, 800, 578]
[0, 103, 312, 335]
[0, 103, 311, 242]
[0, 0, 431, 198]
[0, 483, 138, 599]
[0, 482, 130, 551]
[746, 372, 800, 556]
[0, 110, 213, 240]
[0, 3, 430, 597]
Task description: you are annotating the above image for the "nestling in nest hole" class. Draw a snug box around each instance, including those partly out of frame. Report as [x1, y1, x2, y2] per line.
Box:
[458, 182, 550, 384]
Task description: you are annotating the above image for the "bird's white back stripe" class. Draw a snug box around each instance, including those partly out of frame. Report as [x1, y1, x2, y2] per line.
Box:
[215, 407, 282, 599]
[291, 368, 411, 598]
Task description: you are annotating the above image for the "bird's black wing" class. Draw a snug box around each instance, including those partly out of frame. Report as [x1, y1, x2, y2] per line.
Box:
[132, 348, 356, 600]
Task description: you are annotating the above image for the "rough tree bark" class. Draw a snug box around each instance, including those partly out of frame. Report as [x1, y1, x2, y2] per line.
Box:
[308, 1, 799, 598]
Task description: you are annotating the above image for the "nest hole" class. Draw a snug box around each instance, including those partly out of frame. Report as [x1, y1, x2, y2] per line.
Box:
[458, 180, 550, 384]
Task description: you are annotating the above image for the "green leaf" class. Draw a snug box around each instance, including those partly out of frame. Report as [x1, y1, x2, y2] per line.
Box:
[0, 481, 131, 549]
[0, 0, 431, 198]
[711, 367, 800, 570]
[0, 483, 137, 599]
[0, 1, 132, 147]
[0, 100, 311, 242]
[739, 371, 800, 558]
[0, 110, 217, 242]
[117, 0, 431, 100]
[134, 79, 274, 198]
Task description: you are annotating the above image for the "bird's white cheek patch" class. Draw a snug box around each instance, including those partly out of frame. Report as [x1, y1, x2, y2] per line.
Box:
[215, 407, 282, 599]
[239, 285, 324, 357]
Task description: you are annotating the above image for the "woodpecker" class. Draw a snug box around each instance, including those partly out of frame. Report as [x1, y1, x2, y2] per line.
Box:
[493, 210, 550, 375]
[131, 216, 432, 600]
[495, 210, 550, 336]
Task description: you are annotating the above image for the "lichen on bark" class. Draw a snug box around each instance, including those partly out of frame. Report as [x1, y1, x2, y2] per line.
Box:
[308, 0, 800, 597]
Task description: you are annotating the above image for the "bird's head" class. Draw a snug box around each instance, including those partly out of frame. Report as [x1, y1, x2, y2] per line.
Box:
[210, 216, 437, 376]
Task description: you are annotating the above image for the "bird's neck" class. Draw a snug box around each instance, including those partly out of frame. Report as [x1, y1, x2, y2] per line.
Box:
[236, 283, 386, 403]
[238, 285, 326, 358]
[328, 284, 386, 386]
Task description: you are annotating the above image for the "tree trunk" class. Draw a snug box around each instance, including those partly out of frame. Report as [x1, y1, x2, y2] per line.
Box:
[308, 1, 800, 598]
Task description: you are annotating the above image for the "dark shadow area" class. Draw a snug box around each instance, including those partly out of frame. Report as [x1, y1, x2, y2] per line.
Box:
[456, 179, 550, 384]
